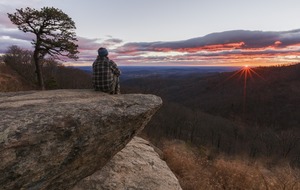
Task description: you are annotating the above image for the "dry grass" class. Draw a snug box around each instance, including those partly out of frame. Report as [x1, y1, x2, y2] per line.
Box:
[162, 140, 300, 190]
[0, 64, 35, 92]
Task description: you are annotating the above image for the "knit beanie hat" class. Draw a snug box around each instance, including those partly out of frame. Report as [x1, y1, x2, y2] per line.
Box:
[98, 47, 108, 57]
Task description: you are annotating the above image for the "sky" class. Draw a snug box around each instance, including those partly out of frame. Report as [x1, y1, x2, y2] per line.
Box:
[1, 0, 300, 66]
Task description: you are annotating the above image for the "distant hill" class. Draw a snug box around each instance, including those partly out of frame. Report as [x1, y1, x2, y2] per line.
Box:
[123, 63, 300, 129]
[76, 66, 241, 81]
[186, 64, 300, 128]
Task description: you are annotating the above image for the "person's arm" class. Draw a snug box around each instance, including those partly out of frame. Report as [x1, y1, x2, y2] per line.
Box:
[110, 60, 121, 76]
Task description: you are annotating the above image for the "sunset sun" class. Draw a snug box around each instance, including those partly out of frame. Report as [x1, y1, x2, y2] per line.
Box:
[222, 66, 265, 114]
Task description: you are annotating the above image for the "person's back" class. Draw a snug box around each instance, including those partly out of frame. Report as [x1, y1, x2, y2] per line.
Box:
[92, 47, 121, 94]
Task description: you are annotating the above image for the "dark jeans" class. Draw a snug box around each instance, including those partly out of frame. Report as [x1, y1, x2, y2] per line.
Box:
[111, 75, 120, 94]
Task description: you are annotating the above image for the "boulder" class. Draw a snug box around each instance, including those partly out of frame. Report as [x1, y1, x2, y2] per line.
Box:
[0, 90, 162, 190]
[73, 137, 182, 190]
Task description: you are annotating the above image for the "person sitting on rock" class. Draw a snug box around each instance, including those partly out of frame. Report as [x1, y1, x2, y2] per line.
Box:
[92, 47, 121, 94]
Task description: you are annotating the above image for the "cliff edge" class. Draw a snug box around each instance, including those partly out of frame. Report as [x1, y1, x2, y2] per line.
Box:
[0, 90, 162, 190]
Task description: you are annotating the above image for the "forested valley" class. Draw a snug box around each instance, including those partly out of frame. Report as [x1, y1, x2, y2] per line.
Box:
[121, 64, 300, 189]
[122, 63, 300, 167]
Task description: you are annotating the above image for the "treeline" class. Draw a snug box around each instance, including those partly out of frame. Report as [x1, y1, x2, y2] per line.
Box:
[122, 64, 300, 168]
[1, 45, 91, 90]
[144, 102, 300, 167]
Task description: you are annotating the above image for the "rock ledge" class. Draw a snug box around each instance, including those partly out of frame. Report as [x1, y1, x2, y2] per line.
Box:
[0, 89, 162, 190]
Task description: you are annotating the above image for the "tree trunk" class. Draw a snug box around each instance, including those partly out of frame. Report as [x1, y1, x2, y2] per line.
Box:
[33, 49, 45, 90]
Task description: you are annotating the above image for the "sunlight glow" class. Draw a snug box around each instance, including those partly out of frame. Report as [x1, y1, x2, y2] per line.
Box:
[143, 51, 186, 57]
[221, 66, 266, 116]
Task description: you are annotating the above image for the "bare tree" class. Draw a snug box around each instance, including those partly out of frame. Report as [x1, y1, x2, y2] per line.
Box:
[3, 45, 36, 84]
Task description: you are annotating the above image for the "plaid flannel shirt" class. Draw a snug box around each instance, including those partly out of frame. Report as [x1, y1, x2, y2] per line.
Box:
[92, 56, 121, 92]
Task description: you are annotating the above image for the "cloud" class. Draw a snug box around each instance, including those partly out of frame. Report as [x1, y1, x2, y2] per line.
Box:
[2, 27, 300, 66]
[77, 37, 123, 51]
[0, 0, 42, 8]
[0, 28, 35, 53]
[117, 30, 300, 53]
[102, 38, 123, 47]
[0, 26, 123, 65]
[113, 29, 300, 66]
[0, 38, 32, 53]
[77, 37, 101, 51]
[0, 4, 37, 53]
[77, 36, 124, 63]
[0, 28, 35, 41]
[0, 12, 14, 28]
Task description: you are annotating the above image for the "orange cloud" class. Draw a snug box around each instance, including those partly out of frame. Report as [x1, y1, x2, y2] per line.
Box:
[274, 40, 282, 46]
[167, 42, 246, 53]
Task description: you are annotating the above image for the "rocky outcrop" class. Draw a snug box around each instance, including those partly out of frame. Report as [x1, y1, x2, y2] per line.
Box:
[0, 90, 162, 190]
[73, 137, 182, 190]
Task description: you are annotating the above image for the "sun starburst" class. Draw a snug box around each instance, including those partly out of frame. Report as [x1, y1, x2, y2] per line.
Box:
[221, 65, 265, 116]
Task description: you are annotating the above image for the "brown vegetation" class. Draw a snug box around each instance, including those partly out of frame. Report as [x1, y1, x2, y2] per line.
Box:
[162, 139, 300, 190]
[0, 64, 35, 92]
[0, 46, 91, 91]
